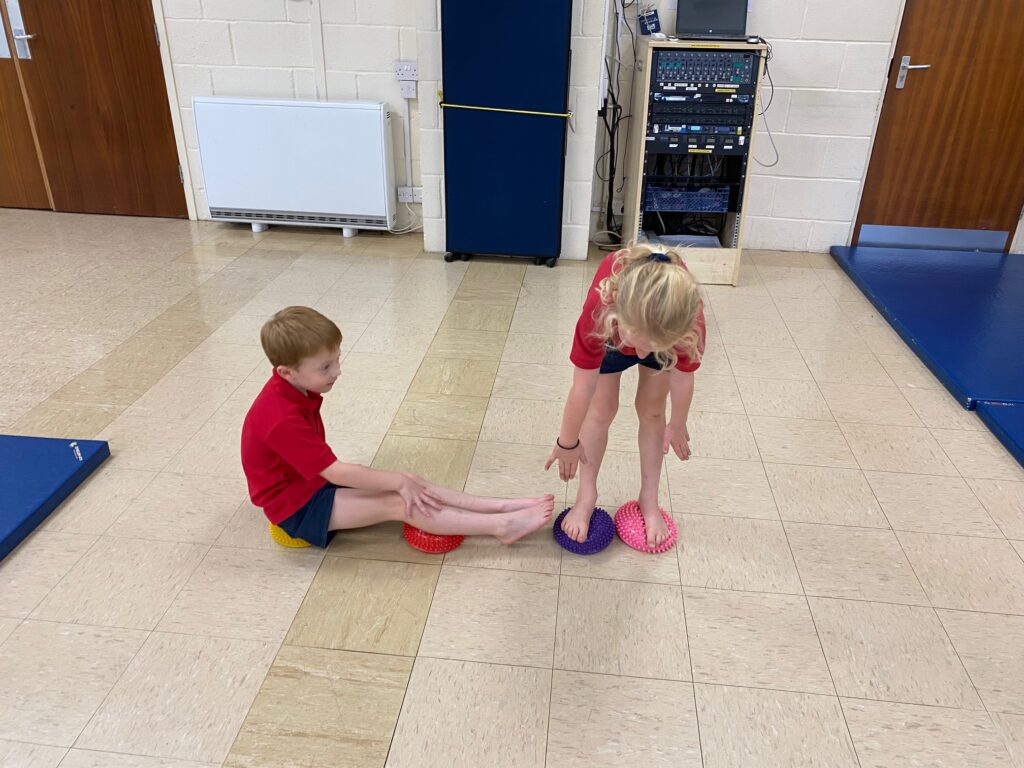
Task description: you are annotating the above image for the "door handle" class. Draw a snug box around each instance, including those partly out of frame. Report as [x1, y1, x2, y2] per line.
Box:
[895, 55, 931, 89]
[5, 0, 31, 58]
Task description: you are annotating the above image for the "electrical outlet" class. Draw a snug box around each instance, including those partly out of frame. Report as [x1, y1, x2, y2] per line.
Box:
[398, 186, 423, 204]
[393, 60, 418, 81]
[399, 80, 417, 99]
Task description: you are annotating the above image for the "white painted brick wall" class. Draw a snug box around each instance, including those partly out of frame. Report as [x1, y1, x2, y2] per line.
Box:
[165, 20, 234, 65]
[231, 22, 312, 67]
[325, 71, 357, 99]
[287, 0, 313, 23]
[164, 0, 202, 19]
[771, 178, 860, 221]
[591, 0, 905, 252]
[203, 0, 287, 22]
[839, 43, 891, 90]
[320, 0, 355, 23]
[157, 0, 906, 254]
[293, 69, 318, 98]
[357, 0, 414, 27]
[161, 0, 422, 226]
[801, 0, 903, 42]
[323, 25, 401, 72]
[171, 65, 214, 106]
[210, 65, 294, 98]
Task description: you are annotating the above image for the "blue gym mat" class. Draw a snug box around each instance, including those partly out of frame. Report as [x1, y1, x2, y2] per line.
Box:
[830, 246, 1024, 408]
[976, 402, 1024, 469]
[0, 435, 109, 562]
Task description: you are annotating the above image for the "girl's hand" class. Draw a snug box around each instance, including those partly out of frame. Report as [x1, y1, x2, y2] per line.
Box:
[396, 473, 444, 519]
[663, 421, 691, 461]
[544, 440, 588, 482]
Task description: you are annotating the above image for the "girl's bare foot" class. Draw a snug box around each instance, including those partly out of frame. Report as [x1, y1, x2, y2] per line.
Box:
[638, 494, 670, 549]
[560, 495, 597, 543]
[500, 494, 556, 513]
[498, 500, 555, 545]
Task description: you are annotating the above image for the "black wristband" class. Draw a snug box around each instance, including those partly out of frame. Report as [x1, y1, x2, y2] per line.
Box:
[556, 437, 580, 450]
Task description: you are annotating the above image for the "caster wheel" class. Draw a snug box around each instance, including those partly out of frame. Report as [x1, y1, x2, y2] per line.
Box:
[459, 252, 471, 261]
[534, 257, 545, 266]
[545, 257, 557, 268]
[443, 252, 457, 263]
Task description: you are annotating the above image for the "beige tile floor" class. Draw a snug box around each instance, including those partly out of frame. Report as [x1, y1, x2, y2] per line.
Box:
[1, 208, 1024, 767]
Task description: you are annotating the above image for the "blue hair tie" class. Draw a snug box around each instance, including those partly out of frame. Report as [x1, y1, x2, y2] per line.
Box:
[649, 253, 671, 263]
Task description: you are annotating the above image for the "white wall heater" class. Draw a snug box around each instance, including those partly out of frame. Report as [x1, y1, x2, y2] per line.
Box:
[193, 97, 397, 235]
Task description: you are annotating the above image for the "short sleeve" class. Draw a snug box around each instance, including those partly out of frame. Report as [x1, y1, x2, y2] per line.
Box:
[570, 253, 621, 369]
[264, 416, 338, 480]
[674, 298, 707, 373]
[569, 285, 606, 369]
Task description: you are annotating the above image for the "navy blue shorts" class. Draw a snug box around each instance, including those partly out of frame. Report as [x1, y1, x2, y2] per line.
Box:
[599, 348, 668, 375]
[277, 483, 340, 548]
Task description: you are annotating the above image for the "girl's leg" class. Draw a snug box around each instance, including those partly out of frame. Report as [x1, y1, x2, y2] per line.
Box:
[328, 488, 554, 544]
[561, 371, 622, 542]
[416, 481, 554, 514]
[635, 366, 672, 548]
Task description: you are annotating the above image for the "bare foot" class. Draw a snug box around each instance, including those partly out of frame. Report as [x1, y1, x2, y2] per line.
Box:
[560, 496, 596, 543]
[498, 500, 555, 545]
[639, 494, 670, 549]
[500, 494, 556, 513]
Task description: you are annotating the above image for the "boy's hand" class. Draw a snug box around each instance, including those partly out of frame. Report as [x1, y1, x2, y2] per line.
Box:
[396, 473, 444, 519]
[544, 440, 588, 482]
[663, 421, 691, 461]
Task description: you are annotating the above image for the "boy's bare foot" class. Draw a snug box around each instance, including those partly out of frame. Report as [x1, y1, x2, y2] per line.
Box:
[498, 500, 554, 545]
[560, 496, 597, 543]
[638, 493, 670, 549]
[500, 494, 556, 513]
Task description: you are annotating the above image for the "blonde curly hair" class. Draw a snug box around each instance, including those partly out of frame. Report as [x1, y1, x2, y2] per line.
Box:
[591, 244, 703, 370]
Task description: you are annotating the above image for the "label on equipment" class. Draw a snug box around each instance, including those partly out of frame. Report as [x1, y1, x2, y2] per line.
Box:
[689, 149, 712, 154]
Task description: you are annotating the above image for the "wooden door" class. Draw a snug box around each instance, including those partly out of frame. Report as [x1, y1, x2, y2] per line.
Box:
[855, 0, 1024, 248]
[0, 4, 49, 209]
[15, 0, 186, 217]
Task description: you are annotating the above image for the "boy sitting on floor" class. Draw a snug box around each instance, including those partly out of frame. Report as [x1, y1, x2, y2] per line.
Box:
[241, 306, 554, 548]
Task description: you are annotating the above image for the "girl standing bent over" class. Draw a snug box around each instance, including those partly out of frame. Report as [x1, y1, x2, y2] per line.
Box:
[545, 245, 706, 549]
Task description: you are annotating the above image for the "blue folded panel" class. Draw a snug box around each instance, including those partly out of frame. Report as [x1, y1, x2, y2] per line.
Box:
[975, 402, 1024, 469]
[0, 435, 110, 561]
[830, 246, 1024, 408]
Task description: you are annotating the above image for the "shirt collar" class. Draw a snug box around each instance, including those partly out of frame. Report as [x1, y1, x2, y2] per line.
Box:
[270, 369, 323, 410]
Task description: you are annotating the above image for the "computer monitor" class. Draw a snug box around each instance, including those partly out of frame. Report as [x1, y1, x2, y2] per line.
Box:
[675, 0, 748, 39]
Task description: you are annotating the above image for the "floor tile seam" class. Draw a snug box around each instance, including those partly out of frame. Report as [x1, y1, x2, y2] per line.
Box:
[925, 425, 1021, 485]
[808, 594, 1024, 620]
[931, 603, 995, 718]
[776, 516, 1009, 541]
[755, 433, 851, 723]
[798, 554, 863, 764]
[385, 264, 524, 765]
[202, 634, 286, 766]
[145, 542, 218, 634]
[878, 485, 968, 618]
[557, 571, 684, 589]
[383, 466, 452, 765]
[681, 583, 974, 609]
[413, 652, 692, 681]
[17, 533, 133, 626]
[51, 468, 163, 539]
[65, 624, 157, 755]
[678, 582, 706, 767]
[767, 268, 983, 485]
[543, 571, 561, 768]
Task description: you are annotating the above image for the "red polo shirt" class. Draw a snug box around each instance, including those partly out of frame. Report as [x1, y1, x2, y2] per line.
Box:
[570, 251, 707, 373]
[241, 370, 338, 524]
